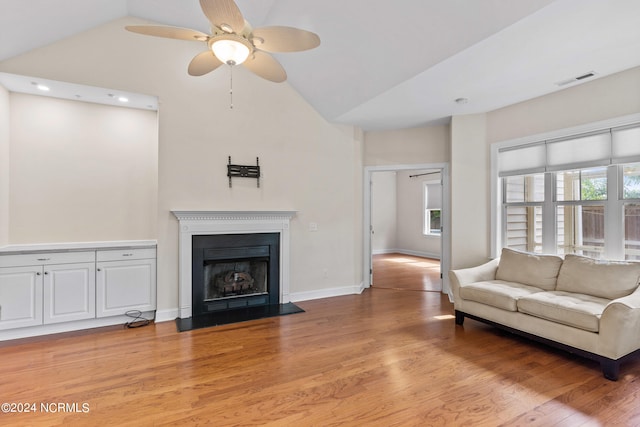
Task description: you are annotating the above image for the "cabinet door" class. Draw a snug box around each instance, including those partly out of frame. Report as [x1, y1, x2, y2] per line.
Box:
[96, 259, 156, 317]
[0, 266, 43, 330]
[43, 263, 96, 324]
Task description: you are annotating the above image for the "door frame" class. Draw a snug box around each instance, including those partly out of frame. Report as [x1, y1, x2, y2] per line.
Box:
[363, 162, 451, 296]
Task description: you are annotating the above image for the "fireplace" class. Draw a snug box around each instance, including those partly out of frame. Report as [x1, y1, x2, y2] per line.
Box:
[192, 233, 280, 316]
[172, 210, 296, 319]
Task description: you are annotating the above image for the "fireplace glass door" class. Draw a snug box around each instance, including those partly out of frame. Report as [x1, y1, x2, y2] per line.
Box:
[203, 258, 268, 300]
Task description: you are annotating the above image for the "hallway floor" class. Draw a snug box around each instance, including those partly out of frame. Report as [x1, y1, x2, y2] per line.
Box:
[372, 253, 442, 292]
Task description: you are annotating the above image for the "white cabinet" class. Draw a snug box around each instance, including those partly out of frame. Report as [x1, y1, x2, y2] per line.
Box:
[0, 243, 156, 339]
[0, 266, 43, 330]
[43, 262, 96, 324]
[96, 248, 156, 317]
[0, 251, 96, 328]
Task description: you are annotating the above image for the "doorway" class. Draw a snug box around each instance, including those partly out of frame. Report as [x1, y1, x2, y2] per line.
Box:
[364, 163, 451, 296]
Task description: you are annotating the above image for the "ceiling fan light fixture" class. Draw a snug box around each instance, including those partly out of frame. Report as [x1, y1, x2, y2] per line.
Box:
[211, 34, 251, 65]
[220, 23, 234, 33]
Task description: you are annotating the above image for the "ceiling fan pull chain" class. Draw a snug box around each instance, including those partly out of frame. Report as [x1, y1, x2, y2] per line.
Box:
[229, 65, 234, 109]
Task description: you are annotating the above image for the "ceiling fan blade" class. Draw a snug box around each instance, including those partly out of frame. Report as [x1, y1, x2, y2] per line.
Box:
[242, 51, 287, 83]
[125, 25, 210, 42]
[199, 0, 245, 34]
[188, 51, 224, 76]
[251, 26, 320, 53]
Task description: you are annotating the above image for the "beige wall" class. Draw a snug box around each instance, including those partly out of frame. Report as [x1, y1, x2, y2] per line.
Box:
[0, 17, 363, 312]
[8, 94, 158, 243]
[450, 114, 488, 269]
[371, 171, 396, 252]
[364, 124, 450, 166]
[487, 66, 640, 144]
[396, 169, 441, 257]
[371, 169, 442, 258]
[0, 84, 9, 246]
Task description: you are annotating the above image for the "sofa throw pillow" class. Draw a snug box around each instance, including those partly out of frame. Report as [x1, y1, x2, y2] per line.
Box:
[495, 248, 563, 291]
[556, 254, 640, 300]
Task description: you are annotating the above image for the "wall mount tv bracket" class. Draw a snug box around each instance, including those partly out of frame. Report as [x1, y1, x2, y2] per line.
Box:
[227, 156, 260, 188]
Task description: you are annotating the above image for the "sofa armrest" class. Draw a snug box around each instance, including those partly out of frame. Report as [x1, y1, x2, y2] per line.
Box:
[599, 286, 640, 359]
[449, 258, 500, 303]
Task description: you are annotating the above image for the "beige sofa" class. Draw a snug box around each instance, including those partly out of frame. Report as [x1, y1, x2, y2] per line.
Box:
[450, 248, 640, 380]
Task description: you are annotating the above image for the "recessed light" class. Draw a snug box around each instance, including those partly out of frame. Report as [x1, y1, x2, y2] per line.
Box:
[31, 82, 50, 92]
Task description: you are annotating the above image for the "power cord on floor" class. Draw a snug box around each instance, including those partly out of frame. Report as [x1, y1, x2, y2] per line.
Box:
[124, 310, 151, 329]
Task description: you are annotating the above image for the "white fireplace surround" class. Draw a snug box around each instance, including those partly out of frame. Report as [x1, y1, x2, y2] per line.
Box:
[172, 210, 296, 319]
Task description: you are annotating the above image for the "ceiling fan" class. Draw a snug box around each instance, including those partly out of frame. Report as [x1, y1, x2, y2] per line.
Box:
[125, 0, 320, 83]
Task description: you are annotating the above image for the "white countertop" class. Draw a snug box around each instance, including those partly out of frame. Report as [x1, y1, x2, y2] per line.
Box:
[0, 240, 157, 254]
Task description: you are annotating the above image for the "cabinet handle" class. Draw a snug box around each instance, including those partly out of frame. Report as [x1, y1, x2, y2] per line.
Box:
[37, 258, 51, 261]
[97, 268, 101, 272]
[44, 271, 49, 275]
[123, 253, 134, 257]
[36, 272, 41, 276]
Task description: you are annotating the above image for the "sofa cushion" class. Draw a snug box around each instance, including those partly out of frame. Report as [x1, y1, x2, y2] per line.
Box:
[556, 255, 640, 300]
[495, 248, 563, 291]
[517, 291, 609, 332]
[459, 280, 544, 312]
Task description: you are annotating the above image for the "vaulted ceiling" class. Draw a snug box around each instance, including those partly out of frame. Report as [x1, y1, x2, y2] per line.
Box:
[1, 0, 639, 130]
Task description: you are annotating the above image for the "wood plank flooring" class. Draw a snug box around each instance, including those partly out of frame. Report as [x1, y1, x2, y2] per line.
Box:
[1, 281, 640, 424]
[373, 253, 442, 292]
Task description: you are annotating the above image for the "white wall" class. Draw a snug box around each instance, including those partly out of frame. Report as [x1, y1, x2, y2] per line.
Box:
[8, 93, 158, 243]
[0, 17, 363, 313]
[396, 170, 441, 258]
[371, 171, 396, 253]
[0, 84, 9, 246]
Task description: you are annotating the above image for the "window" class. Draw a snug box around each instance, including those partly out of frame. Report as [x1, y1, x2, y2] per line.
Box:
[424, 182, 442, 235]
[556, 168, 606, 257]
[502, 174, 544, 252]
[623, 164, 640, 260]
[495, 122, 640, 260]
[426, 209, 441, 235]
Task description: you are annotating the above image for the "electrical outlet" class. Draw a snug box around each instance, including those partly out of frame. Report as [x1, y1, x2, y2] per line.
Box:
[309, 222, 318, 232]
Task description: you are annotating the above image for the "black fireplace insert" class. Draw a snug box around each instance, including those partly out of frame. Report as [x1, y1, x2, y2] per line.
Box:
[191, 233, 280, 316]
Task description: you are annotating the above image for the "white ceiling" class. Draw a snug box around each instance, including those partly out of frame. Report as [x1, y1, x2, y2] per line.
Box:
[1, 0, 639, 130]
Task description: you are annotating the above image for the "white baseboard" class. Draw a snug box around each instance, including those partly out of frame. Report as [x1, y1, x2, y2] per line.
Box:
[290, 282, 366, 302]
[372, 248, 441, 260]
[154, 308, 179, 323]
[372, 249, 397, 255]
[0, 311, 155, 341]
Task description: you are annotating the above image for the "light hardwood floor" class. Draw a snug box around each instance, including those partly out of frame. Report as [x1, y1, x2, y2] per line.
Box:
[373, 253, 442, 292]
[1, 272, 640, 425]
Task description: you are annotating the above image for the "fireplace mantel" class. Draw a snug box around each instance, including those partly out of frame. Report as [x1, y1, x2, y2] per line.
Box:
[172, 210, 296, 318]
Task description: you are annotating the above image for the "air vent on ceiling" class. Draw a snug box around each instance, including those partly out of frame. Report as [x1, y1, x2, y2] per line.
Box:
[555, 71, 597, 87]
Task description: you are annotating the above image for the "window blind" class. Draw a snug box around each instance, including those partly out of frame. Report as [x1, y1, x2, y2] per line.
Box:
[426, 184, 442, 209]
[612, 124, 640, 164]
[498, 142, 546, 177]
[546, 131, 611, 171]
[498, 123, 640, 177]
